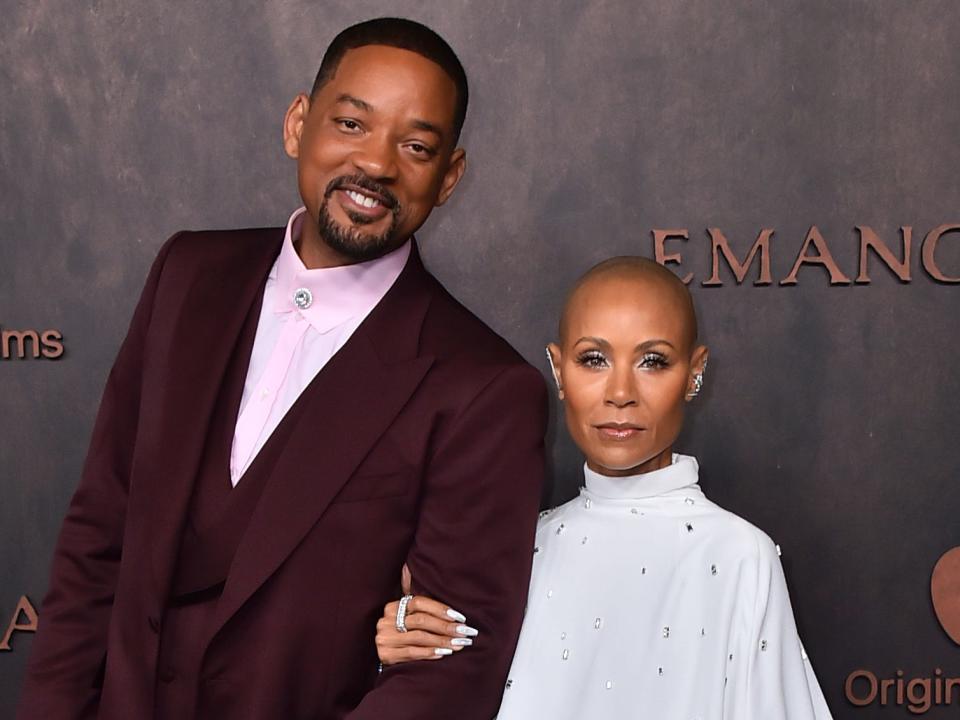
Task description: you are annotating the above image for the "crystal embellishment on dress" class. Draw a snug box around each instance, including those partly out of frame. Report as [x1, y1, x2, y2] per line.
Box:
[776, 544, 782, 557]
[630, 508, 639, 515]
[533, 546, 540, 554]
[584, 497, 592, 509]
[562, 649, 570, 660]
[760, 639, 768, 652]
[641, 567, 646, 574]
[711, 564, 718, 575]
[594, 617, 603, 630]
[505, 679, 513, 689]
[658, 667, 664, 676]
[556, 523, 565, 535]
[581, 536, 588, 545]
[701, 627, 706, 636]
[293, 287, 312, 309]
[560, 632, 566, 640]
[686, 522, 694, 532]
[547, 590, 553, 598]
[662, 626, 670, 638]
[605, 681, 614, 690]
[685, 497, 695, 505]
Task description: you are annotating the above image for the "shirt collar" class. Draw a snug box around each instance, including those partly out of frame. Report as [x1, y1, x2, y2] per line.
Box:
[583, 453, 701, 500]
[273, 207, 411, 333]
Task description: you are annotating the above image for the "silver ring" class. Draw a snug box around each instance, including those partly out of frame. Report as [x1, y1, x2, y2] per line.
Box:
[396, 594, 414, 633]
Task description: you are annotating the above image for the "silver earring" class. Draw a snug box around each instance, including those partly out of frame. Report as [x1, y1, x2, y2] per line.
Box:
[545, 347, 563, 396]
[688, 360, 707, 398]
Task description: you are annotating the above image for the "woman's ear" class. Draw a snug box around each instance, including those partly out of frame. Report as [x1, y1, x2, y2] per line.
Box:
[686, 345, 709, 401]
[546, 343, 564, 399]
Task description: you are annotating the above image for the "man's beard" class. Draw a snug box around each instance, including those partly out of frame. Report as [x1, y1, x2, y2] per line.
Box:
[316, 174, 402, 263]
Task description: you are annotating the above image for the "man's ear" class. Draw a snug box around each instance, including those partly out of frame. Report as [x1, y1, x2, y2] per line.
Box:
[283, 94, 311, 159]
[435, 148, 466, 207]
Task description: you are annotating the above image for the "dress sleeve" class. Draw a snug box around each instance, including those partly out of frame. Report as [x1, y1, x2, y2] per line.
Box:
[724, 536, 834, 720]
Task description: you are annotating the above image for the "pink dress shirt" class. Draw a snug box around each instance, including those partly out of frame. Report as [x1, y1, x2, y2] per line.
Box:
[229, 207, 410, 485]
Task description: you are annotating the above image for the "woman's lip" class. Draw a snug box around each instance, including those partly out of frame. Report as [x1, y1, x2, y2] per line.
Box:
[595, 424, 644, 440]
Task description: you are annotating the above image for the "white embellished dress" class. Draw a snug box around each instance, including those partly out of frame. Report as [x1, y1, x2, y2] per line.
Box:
[495, 454, 833, 720]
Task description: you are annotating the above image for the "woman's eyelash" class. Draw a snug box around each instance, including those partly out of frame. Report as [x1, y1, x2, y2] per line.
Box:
[575, 350, 607, 368]
[639, 352, 669, 368]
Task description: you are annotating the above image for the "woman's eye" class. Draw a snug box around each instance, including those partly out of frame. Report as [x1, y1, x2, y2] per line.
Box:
[638, 352, 668, 369]
[576, 351, 608, 369]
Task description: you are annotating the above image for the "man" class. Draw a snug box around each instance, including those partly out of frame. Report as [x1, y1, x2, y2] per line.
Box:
[19, 18, 546, 720]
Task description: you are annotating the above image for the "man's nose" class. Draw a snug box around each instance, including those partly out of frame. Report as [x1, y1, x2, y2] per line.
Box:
[604, 365, 638, 408]
[350, 134, 398, 181]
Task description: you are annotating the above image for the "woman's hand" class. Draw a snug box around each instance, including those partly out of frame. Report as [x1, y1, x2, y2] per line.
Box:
[376, 565, 480, 665]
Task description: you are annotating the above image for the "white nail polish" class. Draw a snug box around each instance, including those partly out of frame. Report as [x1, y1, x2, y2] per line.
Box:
[451, 638, 473, 647]
[456, 625, 479, 637]
[434, 647, 454, 655]
[446, 608, 467, 623]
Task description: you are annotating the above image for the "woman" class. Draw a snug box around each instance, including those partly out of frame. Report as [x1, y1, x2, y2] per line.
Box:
[376, 257, 833, 718]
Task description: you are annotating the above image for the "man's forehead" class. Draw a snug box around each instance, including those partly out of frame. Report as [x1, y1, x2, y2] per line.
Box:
[329, 44, 455, 89]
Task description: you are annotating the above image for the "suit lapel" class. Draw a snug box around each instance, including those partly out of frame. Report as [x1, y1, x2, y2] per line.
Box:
[148, 230, 283, 598]
[206, 243, 435, 643]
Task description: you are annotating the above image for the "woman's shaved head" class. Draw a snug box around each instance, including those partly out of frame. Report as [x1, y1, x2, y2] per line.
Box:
[548, 256, 708, 477]
[559, 256, 699, 353]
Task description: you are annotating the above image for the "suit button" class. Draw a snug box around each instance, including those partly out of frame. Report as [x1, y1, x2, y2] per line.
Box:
[148, 615, 161, 633]
[159, 665, 176, 683]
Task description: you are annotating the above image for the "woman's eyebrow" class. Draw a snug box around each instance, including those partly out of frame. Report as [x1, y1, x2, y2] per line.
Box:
[574, 336, 610, 348]
[637, 339, 676, 351]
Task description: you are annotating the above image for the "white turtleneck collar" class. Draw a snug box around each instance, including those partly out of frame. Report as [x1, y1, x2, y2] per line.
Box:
[583, 453, 700, 500]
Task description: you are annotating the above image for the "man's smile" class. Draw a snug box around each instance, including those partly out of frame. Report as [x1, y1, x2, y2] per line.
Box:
[345, 188, 382, 209]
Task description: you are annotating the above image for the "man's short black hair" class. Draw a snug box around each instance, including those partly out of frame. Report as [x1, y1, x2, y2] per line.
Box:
[311, 17, 469, 145]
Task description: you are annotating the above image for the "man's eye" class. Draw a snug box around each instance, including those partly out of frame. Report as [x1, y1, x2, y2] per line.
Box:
[575, 351, 607, 369]
[406, 142, 435, 157]
[337, 119, 362, 132]
[639, 352, 668, 369]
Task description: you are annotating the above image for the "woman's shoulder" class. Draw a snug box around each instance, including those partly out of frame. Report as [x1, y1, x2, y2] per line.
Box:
[700, 502, 784, 570]
[534, 495, 583, 537]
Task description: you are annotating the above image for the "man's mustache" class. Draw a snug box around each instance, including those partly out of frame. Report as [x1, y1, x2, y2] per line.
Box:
[324, 174, 400, 213]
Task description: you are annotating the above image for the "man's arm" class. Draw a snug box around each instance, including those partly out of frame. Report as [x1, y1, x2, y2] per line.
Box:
[347, 362, 547, 719]
[17, 237, 178, 720]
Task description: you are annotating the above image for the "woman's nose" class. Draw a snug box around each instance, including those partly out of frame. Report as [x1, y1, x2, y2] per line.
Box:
[604, 366, 638, 408]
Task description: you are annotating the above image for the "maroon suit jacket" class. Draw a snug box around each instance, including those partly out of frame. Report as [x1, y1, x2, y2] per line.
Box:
[18, 228, 547, 719]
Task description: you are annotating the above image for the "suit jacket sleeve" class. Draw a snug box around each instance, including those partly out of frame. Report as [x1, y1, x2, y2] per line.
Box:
[346, 362, 548, 720]
[17, 236, 179, 720]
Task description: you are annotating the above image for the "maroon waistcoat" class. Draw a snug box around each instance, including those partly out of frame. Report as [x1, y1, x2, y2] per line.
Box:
[153, 291, 312, 720]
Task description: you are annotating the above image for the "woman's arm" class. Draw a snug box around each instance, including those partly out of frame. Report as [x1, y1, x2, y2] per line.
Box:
[376, 568, 479, 665]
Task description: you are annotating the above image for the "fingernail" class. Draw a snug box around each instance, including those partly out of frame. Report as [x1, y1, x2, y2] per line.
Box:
[456, 625, 479, 637]
[434, 648, 454, 656]
[451, 637, 473, 647]
[446, 608, 467, 623]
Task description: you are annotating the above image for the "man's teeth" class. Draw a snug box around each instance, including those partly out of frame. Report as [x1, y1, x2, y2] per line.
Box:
[346, 190, 381, 208]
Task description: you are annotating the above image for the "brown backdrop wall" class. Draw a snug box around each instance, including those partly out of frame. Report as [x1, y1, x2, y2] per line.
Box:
[2, 1, 959, 717]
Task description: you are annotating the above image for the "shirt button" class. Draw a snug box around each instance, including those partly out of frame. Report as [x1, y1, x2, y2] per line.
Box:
[293, 287, 312, 309]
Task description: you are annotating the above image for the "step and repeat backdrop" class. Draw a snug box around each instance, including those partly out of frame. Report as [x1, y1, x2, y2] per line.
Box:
[1, 1, 958, 717]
